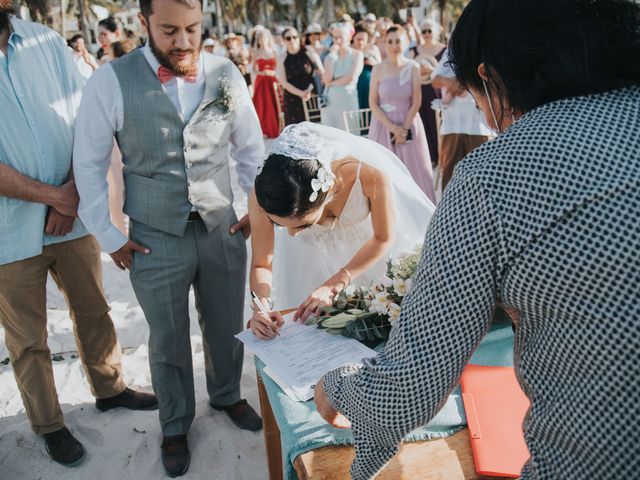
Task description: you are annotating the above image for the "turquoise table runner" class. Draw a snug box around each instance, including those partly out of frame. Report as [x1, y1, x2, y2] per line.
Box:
[256, 322, 515, 479]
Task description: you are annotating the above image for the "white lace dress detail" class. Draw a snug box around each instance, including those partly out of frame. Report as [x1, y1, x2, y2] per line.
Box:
[268, 122, 435, 310]
[274, 162, 388, 308]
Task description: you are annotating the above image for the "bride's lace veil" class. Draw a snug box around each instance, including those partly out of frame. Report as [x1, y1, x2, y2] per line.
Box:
[267, 122, 436, 308]
[269, 121, 435, 242]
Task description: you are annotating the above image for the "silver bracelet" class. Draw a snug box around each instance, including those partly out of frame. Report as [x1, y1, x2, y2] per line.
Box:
[340, 267, 352, 287]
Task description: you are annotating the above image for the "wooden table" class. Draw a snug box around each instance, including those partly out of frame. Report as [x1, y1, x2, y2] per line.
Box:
[257, 375, 499, 480]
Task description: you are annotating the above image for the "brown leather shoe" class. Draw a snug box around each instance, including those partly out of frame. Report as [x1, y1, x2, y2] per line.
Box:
[161, 434, 190, 478]
[43, 427, 86, 466]
[95, 387, 158, 412]
[210, 399, 263, 432]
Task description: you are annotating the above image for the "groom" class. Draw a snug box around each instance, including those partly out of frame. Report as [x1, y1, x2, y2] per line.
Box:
[73, 0, 264, 476]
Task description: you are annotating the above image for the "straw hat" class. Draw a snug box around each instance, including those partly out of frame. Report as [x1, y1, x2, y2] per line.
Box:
[305, 23, 323, 35]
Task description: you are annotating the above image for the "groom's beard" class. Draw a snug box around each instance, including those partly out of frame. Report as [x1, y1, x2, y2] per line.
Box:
[148, 29, 200, 77]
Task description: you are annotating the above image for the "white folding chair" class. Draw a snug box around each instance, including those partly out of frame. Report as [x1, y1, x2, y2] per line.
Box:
[342, 108, 372, 136]
[272, 82, 286, 133]
[302, 95, 322, 123]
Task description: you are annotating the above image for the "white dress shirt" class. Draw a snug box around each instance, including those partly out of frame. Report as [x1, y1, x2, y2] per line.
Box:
[73, 44, 264, 253]
[432, 49, 493, 137]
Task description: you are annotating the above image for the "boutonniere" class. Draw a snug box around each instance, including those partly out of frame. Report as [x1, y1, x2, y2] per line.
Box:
[207, 73, 243, 121]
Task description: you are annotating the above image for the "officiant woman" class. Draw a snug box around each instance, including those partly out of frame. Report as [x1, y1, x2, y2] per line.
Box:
[314, 0, 640, 479]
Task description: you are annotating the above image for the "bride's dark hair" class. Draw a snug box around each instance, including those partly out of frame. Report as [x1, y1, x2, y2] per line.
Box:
[255, 154, 331, 217]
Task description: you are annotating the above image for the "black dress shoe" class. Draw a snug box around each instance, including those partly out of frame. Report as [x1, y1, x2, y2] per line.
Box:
[161, 434, 190, 478]
[95, 387, 158, 412]
[42, 427, 86, 466]
[210, 399, 263, 432]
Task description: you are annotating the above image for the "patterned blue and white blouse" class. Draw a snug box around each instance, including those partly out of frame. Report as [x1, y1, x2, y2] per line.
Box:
[323, 86, 640, 479]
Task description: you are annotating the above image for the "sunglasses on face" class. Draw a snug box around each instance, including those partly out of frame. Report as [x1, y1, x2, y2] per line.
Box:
[422, 29, 432, 34]
[284, 35, 298, 41]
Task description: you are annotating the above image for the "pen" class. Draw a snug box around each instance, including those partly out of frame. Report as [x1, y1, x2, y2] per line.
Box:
[250, 291, 281, 337]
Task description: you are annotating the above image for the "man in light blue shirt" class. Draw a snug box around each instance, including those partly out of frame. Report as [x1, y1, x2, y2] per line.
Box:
[0, 7, 157, 466]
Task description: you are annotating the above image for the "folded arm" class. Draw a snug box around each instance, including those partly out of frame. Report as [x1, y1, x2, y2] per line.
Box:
[276, 53, 310, 98]
[0, 163, 75, 214]
[328, 50, 364, 87]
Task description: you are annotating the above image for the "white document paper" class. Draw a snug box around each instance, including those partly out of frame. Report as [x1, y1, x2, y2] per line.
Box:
[236, 319, 377, 401]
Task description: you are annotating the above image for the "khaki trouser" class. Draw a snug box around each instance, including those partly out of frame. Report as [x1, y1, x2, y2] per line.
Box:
[440, 133, 489, 190]
[0, 235, 126, 434]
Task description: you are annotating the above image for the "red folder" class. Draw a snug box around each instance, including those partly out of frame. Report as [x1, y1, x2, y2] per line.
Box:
[460, 364, 531, 478]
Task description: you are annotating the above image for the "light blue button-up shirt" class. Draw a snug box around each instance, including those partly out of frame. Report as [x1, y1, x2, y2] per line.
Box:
[0, 17, 88, 265]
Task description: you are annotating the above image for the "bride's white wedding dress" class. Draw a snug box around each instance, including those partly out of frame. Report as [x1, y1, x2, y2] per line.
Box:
[270, 123, 436, 309]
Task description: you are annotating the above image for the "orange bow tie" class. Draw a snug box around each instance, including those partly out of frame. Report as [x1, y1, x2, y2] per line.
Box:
[157, 65, 197, 84]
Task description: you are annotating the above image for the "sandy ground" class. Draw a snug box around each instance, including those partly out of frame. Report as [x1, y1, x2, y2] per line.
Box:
[0, 160, 269, 480]
[0, 142, 441, 479]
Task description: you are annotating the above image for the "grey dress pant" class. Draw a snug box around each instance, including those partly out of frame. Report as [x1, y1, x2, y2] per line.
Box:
[129, 210, 246, 435]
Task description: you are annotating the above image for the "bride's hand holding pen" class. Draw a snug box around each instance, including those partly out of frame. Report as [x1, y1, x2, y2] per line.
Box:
[249, 292, 285, 340]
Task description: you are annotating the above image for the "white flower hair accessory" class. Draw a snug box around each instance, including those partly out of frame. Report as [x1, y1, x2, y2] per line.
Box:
[264, 123, 337, 202]
[310, 166, 335, 202]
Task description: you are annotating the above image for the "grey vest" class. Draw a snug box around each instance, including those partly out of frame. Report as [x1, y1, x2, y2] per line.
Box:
[111, 49, 237, 236]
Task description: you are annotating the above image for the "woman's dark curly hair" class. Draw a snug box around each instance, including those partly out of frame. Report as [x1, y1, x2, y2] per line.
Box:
[255, 154, 330, 218]
[98, 16, 120, 33]
[449, 0, 640, 122]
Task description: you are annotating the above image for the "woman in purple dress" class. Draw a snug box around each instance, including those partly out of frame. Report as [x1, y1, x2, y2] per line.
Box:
[368, 25, 437, 203]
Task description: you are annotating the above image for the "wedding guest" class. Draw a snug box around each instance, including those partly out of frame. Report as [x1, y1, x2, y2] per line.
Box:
[0, 7, 156, 467]
[304, 22, 327, 58]
[202, 36, 215, 54]
[97, 16, 121, 64]
[352, 23, 381, 111]
[305, 22, 328, 94]
[252, 28, 279, 138]
[109, 39, 136, 59]
[362, 12, 377, 45]
[225, 32, 251, 85]
[320, 23, 363, 130]
[368, 25, 436, 202]
[410, 19, 446, 167]
[247, 122, 435, 336]
[432, 48, 491, 189]
[204, 33, 225, 56]
[403, 15, 421, 50]
[315, 2, 640, 480]
[124, 27, 143, 47]
[68, 33, 97, 79]
[273, 25, 286, 56]
[276, 26, 323, 125]
[362, 18, 378, 52]
[375, 17, 393, 60]
[73, 0, 264, 476]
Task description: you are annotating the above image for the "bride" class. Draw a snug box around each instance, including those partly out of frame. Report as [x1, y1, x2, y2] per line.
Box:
[248, 122, 435, 339]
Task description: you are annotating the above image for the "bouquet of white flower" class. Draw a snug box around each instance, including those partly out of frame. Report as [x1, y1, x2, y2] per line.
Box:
[307, 244, 423, 345]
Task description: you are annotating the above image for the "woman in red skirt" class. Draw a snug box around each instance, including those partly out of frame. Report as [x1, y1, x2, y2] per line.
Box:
[251, 28, 280, 138]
